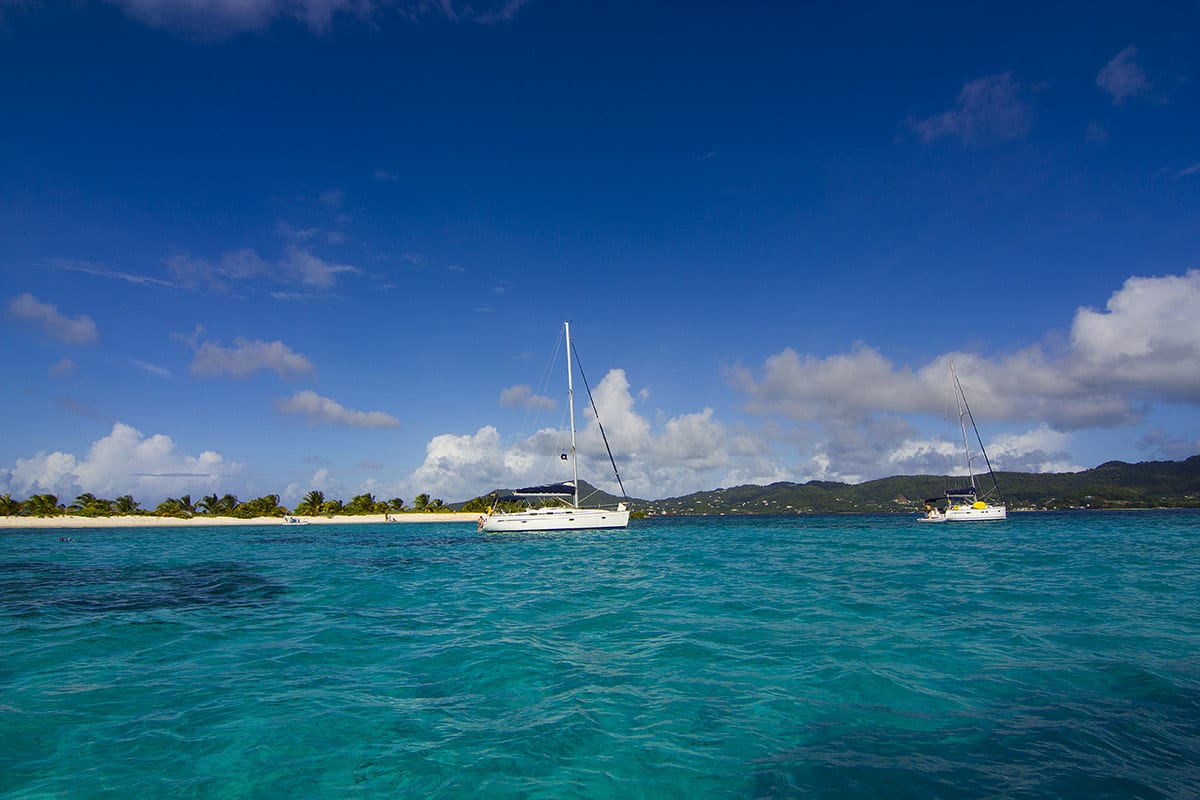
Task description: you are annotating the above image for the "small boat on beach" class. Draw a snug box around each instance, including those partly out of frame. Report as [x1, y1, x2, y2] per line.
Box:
[282, 516, 310, 526]
[479, 321, 630, 533]
[919, 361, 1007, 523]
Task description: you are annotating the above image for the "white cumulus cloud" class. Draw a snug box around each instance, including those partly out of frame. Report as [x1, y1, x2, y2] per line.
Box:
[1, 422, 240, 502]
[728, 269, 1200, 483]
[1070, 269, 1200, 400]
[408, 369, 779, 501]
[409, 426, 511, 500]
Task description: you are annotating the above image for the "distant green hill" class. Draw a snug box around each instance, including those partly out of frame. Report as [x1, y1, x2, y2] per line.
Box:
[455, 457, 1200, 514]
[638, 456, 1200, 515]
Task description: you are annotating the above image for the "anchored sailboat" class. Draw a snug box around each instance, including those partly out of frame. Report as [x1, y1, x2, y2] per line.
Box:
[919, 361, 1007, 523]
[478, 322, 630, 533]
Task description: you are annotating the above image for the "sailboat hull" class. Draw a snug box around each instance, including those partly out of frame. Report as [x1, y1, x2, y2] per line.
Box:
[918, 503, 1007, 523]
[479, 506, 630, 533]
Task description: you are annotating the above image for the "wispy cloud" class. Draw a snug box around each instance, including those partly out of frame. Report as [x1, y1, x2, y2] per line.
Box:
[48, 258, 174, 287]
[105, 0, 370, 38]
[167, 250, 270, 292]
[909, 72, 1032, 144]
[1177, 163, 1200, 178]
[191, 337, 315, 379]
[276, 222, 319, 242]
[392, 0, 530, 26]
[1097, 45, 1151, 105]
[282, 245, 360, 287]
[92, 0, 530, 38]
[276, 390, 399, 428]
[318, 188, 344, 209]
[168, 246, 359, 292]
[57, 394, 113, 423]
[132, 359, 172, 379]
[8, 293, 99, 344]
[499, 384, 557, 410]
[48, 358, 76, 378]
[1137, 428, 1200, 461]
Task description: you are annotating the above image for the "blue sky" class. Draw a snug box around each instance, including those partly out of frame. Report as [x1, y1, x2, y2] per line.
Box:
[2, 0, 1198, 506]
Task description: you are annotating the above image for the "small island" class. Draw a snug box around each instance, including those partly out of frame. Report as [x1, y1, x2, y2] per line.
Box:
[2, 456, 1197, 528]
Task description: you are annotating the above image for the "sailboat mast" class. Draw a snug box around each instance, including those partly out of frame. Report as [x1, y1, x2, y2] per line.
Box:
[565, 321, 579, 508]
[951, 362, 976, 490]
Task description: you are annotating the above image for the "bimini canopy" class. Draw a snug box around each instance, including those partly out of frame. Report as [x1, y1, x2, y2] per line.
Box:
[511, 482, 575, 498]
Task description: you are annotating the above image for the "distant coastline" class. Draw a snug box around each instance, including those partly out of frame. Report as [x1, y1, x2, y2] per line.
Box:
[0, 513, 480, 530]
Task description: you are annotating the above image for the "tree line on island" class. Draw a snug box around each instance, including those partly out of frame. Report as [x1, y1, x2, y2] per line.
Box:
[0, 490, 477, 519]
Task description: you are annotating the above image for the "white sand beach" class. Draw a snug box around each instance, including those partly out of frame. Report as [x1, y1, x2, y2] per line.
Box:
[0, 513, 480, 529]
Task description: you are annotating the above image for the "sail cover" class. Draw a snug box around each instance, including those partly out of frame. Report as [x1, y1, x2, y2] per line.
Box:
[511, 482, 575, 497]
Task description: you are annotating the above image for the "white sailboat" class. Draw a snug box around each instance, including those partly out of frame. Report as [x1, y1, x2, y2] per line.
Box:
[918, 361, 1007, 523]
[478, 322, 631, 533]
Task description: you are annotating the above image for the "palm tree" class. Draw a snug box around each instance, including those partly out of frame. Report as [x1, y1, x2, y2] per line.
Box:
[25, 494, 62, 517]
[296, 490, 325, 515]
[413, 493, 430, 512]
[0, 494, 23, 515]
[217, 494, 239, 515]
[69, 493, 113, 516]
[155, 498, 188, 517]
[90, 498, 114, 516]
[346, 493, 377, 515]
[386, 497, 405, 513]
[234, 495, 287, 518]
[113, 495, 139, 514]
[69, 493, 96, 513]
[197, 494, 219, 514]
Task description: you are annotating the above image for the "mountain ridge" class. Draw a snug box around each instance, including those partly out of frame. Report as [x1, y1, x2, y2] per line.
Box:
[640, 455, 1200, 514]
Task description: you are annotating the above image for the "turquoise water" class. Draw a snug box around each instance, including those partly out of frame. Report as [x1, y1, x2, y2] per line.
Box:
[2, 512, 1198, 798]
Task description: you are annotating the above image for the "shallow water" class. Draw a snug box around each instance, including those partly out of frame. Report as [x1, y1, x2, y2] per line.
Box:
[2, 511, 1198, 798]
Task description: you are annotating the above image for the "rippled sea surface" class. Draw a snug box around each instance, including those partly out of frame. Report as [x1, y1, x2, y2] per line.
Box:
[3, 512, 1199, 798]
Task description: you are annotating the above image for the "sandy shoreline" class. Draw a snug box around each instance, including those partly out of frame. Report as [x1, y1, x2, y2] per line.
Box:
[0, 513, 480, 529]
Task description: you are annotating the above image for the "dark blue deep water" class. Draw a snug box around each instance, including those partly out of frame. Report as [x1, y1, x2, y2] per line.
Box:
[2, 512, 1199, 798]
